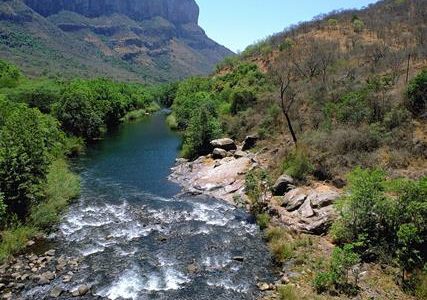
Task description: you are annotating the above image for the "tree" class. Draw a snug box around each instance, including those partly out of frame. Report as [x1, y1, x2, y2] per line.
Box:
[269, 51, 299, 145]
[0, 107, 54, 219]
[55, 81, 104, 140]
[181, 100, 222, 159]
[397, 224, 423, 281]
[406, 69, 427, 117]
[0, 59, 21, 88]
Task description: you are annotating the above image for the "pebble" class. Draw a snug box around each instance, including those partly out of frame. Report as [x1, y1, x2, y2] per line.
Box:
[50, 286, 63, 298]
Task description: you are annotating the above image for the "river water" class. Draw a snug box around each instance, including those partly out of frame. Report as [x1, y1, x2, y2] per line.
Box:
[25, 113, 274, 299]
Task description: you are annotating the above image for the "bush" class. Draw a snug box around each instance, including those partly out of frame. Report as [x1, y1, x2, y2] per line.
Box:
[181, 100, 222, 159]
[30, 160, 80, 230]
[313, 271, 333, 293]
[265, 227, 294, 262]
[282, 149, 314, 181]
[0, 226, 37, 263]
[406, 69, 427, 117]
[0, 193, 6, 228]
[256, 213, 270, 230]
[332, 168, 427, 281]
[0, 59, 21, 88]
[0, 106, 60, 219]
[277, 284, 298, 300]
[230, 89, 257, 115]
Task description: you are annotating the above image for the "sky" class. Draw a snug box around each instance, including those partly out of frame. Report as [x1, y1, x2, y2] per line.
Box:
[196, 0, 379, 52]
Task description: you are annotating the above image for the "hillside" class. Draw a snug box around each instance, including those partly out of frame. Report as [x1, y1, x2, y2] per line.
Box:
[166, 0, 427, 299]
[0, 0, 233, 82]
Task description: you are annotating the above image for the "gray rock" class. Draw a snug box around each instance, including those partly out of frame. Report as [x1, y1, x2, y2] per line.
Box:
[272, 175, 295, 196]
[210, 138, 237, 151]
[299, 199, 315, 218]
[309, 190, 340, 208]
[233, 150, 247, 158]
[38, 271, 55, 284]
[50, 286, 63, 298]
[282, 188, 306, 211]
[187, 263, 199, 274]
[73, 284, 90, 296]
[212, 148, 228, 159]
[45, 249, 56, 256]
[1, 292, 12, 300]
[242, 135, 258, 151]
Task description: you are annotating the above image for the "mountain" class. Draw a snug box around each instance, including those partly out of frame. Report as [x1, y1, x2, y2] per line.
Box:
[0, 0, 233, 82]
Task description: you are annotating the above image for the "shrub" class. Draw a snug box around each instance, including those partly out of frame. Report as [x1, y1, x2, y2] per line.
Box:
[0, 59, 21, 88]
[0, 106, 59, 219]
[0, 192, 6, 228]
[282, 149, 314, 181]
[230, 89, 257, 115]
[30, 160, 80, 231]
[245, 168, 270, 213]
[277, 284, 298, 300]
[256, 213, 270, 230]
[313, 271, 333, 293]
[181, 100, 221, 159]
[0, 226, 37, 263]
[265, 227, 294, 262]
[406, 69, 427, 117]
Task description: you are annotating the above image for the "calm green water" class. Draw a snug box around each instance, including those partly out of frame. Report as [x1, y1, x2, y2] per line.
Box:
[22, 113, 274, 300]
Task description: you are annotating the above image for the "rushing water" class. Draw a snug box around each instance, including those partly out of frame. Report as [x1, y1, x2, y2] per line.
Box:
[26, 113, 273, 299]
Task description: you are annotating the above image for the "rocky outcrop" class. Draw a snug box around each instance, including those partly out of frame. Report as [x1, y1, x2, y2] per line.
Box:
[169, 152, 258, 204]
[269, 184, 340, 234]
[24, 0, 199, 25]
[272, 174, 295, 196]
[242, 135, 258, 151]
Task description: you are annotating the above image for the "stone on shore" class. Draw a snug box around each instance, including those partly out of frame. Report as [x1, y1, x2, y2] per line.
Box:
[272, 174, 295, 196]
[210, 138, 237, 151]
[242, 135, 258, 151]
[212, 148, 228, 159]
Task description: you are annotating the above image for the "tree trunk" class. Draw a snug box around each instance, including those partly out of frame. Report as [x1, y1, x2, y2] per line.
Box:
[284, 111, 298, 145]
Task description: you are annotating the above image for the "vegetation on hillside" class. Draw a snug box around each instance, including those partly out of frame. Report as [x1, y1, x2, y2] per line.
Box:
[0, 59, 163, 261]
[165, 0, 427, 298]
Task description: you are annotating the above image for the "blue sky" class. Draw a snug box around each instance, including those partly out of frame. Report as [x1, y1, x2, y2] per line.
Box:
[195, 0, 379, 52]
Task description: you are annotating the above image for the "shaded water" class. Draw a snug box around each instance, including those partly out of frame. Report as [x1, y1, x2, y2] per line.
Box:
[25, 113, 273, 299]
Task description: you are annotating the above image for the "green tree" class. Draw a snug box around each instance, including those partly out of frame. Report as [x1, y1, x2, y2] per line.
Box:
[0, 60, 21, 88]
[397, 224, 423, 281]
[230, 89, 257, 115]
[181, 100, 221, 159]
[0, 107, 54, 219]
[406, 69, 427, 117]
[55, 81, 104, 140]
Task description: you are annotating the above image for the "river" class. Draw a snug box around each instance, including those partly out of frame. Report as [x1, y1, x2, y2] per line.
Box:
[24, 113, 274, 300]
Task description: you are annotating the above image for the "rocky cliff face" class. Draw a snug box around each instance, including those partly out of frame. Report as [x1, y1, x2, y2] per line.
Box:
[23, 0, 199, 24]
[0, 0, 232, 81]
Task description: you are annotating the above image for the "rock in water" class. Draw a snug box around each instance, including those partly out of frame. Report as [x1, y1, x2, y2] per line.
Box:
[49, 286, 63, 298]
[242, 135, 258, 151]
[272, 174, 295, 196]
[210, 138, 237, 151]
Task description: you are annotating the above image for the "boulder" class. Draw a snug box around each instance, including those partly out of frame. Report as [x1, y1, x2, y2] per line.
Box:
[212, 148, 228, 159]
[233, 150, 247, 158]
[50, 286, 63, 298]
[242, 135, 258, 151]
[298, 199, 315, 218]
[309, 189, 340, 208]
[281, 188, 306, 211]
[44, 249, 56, 256]
[210, 138, 237, 151]
[272, 175, 295, 196]
[78, 284, 90, 296]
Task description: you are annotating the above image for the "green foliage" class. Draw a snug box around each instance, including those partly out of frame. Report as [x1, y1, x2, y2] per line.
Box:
[181, 100, 222, 159]
[406, 69, 427, 117]
[245, 168, 271, 213]
[30, 160, 80, 231]
[230, 89, 257, 115]
[277, 284, 298, 300]
[0, 105, 61, 219]
[0, 192, 6, 228]
[313, 244, 360, 295]
[256, 213, 270, 230]
[0, 226, 37, 263]
[282, 149, 314, 181]
[0, 59, 21, 88]
[265, 227, 295, 263]
[55, 80, 104, 140]
[332, 168, 427, 284]
[325, 90, 371, 125]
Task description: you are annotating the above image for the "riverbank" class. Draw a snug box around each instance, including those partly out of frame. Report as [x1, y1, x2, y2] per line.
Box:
[169, 137, 419, 300]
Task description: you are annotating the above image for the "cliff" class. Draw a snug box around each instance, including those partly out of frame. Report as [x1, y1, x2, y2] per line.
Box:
[0, 0, 233, 82]
[23, 0, 199, 24]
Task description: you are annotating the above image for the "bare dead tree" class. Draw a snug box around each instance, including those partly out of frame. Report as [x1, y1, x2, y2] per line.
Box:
[269, 52, 299, 146]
